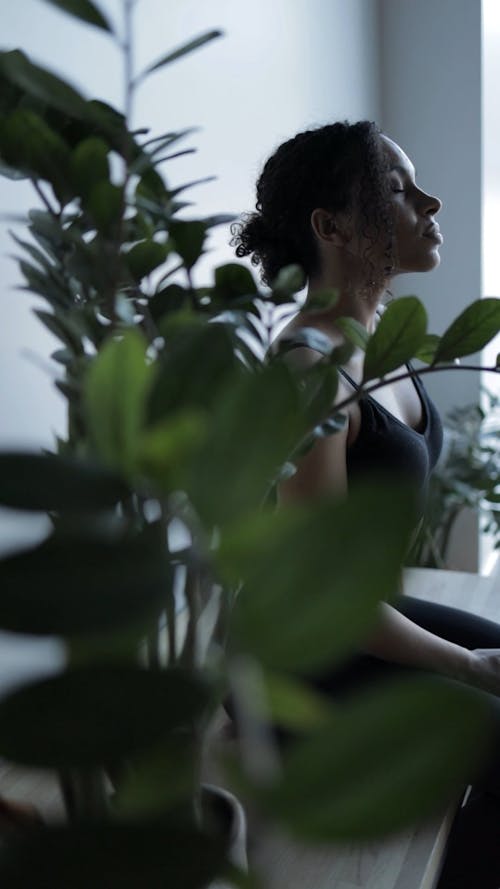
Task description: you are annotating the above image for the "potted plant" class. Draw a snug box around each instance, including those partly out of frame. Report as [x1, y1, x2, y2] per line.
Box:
[0, 2, 499, 886]
[407, 387, 500, 568]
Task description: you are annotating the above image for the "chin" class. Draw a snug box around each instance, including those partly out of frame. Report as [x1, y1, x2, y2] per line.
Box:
[397, 250, 442, 274]
[422, 250, 441, 271]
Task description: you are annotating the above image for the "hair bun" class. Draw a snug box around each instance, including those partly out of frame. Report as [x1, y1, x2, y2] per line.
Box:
[230, 212, 271, 257]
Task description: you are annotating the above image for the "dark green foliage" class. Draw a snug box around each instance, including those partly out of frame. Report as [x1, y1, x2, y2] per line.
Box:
[260, 677, 492, 840]
[0, 109, 74, 203]
[0, 452, 128, 511]
[0, 666, 211, 767]
[0, 527, 172, 636]
[0, 823, 229, 889]
[222, 482, 418, 673]
[0, 7, 499, 886]
[136, 30, 224, 82]
[41, 0, 115, 33]
[407, 390, 500, 567]
[433, 298, 500, 362]
[363, 296, 428, 381]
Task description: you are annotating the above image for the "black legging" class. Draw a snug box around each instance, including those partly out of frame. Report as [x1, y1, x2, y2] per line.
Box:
[310, 595, 500, 889]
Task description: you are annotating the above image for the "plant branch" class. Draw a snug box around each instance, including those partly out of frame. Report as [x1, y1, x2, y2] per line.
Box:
[334, 362, 500, 414]
[31, 179, 59, 220]
[123, 0, 136, 124]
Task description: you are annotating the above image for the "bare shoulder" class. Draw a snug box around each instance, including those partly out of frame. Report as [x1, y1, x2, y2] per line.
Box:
[271, 313, 355, 405]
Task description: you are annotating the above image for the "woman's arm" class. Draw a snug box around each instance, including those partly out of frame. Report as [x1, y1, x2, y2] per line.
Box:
[361, 600, 472, 680]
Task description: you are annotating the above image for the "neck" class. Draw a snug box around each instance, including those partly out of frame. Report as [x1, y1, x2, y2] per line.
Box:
[305, 266, 391, 334]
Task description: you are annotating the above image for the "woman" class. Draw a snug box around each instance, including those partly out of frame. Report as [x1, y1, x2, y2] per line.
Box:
[231, 120, 500, 888]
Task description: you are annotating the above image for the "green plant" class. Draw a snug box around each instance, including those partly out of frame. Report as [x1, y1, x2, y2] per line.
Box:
[407, 387, 500, 568]
[0, 2, 499, 887]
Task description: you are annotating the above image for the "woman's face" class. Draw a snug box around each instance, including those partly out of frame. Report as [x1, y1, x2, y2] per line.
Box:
[380, 134, 443, 275]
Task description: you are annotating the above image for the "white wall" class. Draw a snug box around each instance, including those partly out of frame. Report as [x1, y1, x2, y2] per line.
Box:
[0, 0, 381, 453]
[379, 0, 484, 572]
[481, 0, 500, 574]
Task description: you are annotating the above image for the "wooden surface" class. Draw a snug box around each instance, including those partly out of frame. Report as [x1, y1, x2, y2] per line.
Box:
[0, 567, 497, 888]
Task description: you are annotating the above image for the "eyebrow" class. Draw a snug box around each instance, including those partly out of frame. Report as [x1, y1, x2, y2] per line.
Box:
[389, 163, 417, 179]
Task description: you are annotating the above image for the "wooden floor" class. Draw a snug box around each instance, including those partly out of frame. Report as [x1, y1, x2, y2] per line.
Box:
[0, 567, 498, 888]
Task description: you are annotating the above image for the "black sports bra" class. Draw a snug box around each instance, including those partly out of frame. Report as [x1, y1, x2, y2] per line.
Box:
[337, 361, 443, 508]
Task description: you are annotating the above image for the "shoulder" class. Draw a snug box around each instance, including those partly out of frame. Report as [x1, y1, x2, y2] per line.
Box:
[271, 314, 354, 436]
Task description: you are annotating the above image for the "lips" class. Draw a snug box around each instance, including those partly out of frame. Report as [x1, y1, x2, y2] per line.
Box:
[423, 223, 443, 243]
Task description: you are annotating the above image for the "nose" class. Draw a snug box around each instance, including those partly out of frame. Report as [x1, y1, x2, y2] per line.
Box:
[421, 190, 442, 215]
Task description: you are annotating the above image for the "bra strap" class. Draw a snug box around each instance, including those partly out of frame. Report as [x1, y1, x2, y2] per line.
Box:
[337, 366, 360, 390]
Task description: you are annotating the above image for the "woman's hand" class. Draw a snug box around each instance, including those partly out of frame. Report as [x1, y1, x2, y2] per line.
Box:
[466, 649, 500, 697]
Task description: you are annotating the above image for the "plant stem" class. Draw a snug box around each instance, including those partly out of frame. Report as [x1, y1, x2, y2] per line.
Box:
[31, 179, 59, 220]
[180, 566, 199, 668]
[59, 768, 109, 821]
[123, 0, 135, 124]
[186, 268, 199, 311]
[334, 362, 500, 414]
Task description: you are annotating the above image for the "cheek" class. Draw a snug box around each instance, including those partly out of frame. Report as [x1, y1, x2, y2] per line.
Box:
[389, 215, 439, 270]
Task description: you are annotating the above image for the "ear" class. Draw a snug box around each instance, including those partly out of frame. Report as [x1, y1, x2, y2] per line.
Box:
[310, 208, 351, 247]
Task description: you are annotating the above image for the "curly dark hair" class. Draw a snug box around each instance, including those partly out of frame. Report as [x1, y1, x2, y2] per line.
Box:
[230, 120, 395, 290]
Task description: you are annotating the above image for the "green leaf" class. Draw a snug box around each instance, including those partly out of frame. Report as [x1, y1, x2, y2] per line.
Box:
[138, 411, 207, 492]
[0, 528, 172, 636]
[363, 296, 428, 382]
[188, 362, 306, 526]
[330, 341, 356, 367]
[112, 737, 197, 819]
[0, 666, 211, 767]
[262, 676, 492, 840]
[137, 30, 223, 82]
[87, 181, 123, 236]
[335, 315, 370, 351]
[169, 219, 207, 269]
[0, 159, 28, 180]
[34, 309, 85, 353]
[263, 672, 332, 732]
[18, 259, 70, 308]
[149, 283, 188, 323]
[303, 287, 339, 312]
[0, 452, 128, 511]
[214, 263, 258, 301]
[41, 0, 114, 33]
[433, 298, 500, 362]
[169, 177, 216, 201]
[219, 480, 418, 673]
[294, 361, 340, 430]
[125, 240, 170, 281]
[272, 264, 306, 298]
[0, 819, 228, 889]
[51, 347, 73, 365]
[414, 333, 440, 364]
[148, 318, 240, 422]
[276, 327, 334, 358]
[69, 136, 110, 197]
[202, 213, 237, 229]
[9, 230, 60, 277]
[135, 164, 169, 203]
[0, 50, 88, 118]
[0, 109, 72, 202]
[84, 330, 155, 474]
